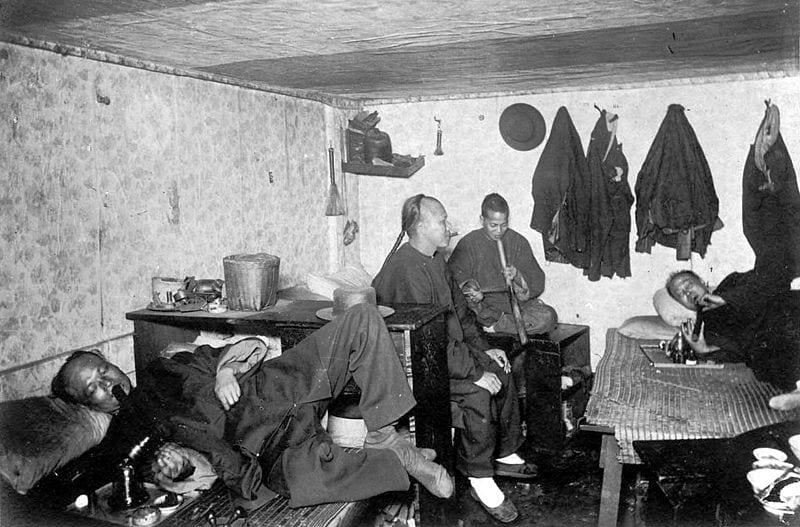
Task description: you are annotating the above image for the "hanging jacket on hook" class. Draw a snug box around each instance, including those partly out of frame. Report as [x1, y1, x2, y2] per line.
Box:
[530, 106, 591, 269]
[634, 104, 722, 260]
[585, 108, 633, 281]
[743, 102, 800, 279]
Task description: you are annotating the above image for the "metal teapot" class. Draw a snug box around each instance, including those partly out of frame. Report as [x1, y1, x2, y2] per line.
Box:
[363, 128, 392, 164]
[180, 277, 224, 302]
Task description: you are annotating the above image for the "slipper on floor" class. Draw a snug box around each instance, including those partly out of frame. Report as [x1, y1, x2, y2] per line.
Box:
[469, 488, 519, 523]
[493, 460, 537, 479]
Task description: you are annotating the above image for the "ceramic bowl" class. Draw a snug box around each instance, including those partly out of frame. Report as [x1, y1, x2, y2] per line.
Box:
[780, 481, 800, 510]
[752, 459, 796, 471]
[153, 493, 183, 514]
[747, 468, 799, 495]
[753, 447, 788, 462]
[761, 501, 794, 520]
[789, 435, 800, 461]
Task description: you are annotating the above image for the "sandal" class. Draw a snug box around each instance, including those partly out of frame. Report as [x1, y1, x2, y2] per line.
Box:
[493, 460, 538, 479]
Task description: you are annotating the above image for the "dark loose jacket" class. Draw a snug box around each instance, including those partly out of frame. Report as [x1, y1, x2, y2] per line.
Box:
[448, 228, 545, 325]
[634, 104, 721, 259]
[372, 242, 491, 382]
[584, 109, 633, 281]
[530, 106, 591, 269]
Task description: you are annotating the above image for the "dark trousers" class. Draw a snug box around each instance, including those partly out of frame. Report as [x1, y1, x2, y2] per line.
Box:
[450, 361, 524, 478]
[740, 138, 800, 302]
[714, 140, 799, 311]
[263, 304, 416, 506]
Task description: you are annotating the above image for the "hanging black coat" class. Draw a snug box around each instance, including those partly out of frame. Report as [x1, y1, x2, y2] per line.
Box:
[530, 106, 591, 269]
[584, 108, 633, 281]
[634, 104, 722, 259]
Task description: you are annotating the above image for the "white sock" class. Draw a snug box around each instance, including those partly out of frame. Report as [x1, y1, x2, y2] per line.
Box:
[495, 453, 524, 465]
[469, 477, 504, 508]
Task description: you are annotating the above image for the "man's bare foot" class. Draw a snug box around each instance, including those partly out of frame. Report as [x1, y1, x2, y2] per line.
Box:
[769, 381, 800, 411]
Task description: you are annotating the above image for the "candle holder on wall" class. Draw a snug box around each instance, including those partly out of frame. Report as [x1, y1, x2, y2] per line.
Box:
[434, 117, 444, 156]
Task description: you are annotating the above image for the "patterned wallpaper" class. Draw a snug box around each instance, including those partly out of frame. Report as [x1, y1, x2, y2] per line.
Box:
[0, 43, 352, 400]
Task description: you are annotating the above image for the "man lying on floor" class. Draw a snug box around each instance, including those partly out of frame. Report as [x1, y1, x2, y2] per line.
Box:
[42, 304, 453, 509]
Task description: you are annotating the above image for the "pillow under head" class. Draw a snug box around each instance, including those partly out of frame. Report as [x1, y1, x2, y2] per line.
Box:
[618, 315, 679, 340]
[653, 287, 696, 327]
[0, 396, 111, 494]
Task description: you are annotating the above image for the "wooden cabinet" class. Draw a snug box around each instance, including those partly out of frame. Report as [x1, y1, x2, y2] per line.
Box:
[125, 300, 452, 525]
[488, 323, 592, 451]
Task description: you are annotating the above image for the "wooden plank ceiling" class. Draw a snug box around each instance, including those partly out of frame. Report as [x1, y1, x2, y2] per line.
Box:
[1, 0, 798, 105]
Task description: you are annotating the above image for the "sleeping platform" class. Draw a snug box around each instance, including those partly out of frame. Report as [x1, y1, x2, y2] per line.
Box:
[583, 328, 800, 526]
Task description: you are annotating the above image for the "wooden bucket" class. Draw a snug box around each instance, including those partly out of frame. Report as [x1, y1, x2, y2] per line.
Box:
[223, 253, 280, 311]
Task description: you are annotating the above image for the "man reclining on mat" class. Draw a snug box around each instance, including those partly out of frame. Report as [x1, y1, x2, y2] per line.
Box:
[666, 102, 800, 391]
[46, 304, 453, 509]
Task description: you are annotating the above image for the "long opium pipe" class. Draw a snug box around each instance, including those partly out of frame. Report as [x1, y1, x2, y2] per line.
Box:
[496, 238, 528, 345]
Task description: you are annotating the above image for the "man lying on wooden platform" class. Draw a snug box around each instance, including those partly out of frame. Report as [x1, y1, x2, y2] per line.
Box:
[42, 304, 454, 512]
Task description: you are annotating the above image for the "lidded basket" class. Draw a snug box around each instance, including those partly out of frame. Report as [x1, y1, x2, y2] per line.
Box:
[223, 253, 280, 311]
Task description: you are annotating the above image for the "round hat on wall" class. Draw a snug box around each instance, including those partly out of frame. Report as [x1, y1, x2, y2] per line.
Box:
[499, 103, 546, 151]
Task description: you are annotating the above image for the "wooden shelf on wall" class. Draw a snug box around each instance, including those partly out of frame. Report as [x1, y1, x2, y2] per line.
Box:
[342, 155, 425, 178]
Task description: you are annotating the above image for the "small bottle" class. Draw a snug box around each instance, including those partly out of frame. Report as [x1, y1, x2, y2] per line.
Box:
[685, 346, 698, 366]
[672, 334, 685, 364]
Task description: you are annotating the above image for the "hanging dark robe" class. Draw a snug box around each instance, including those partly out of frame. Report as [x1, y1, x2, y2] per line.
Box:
[584, 108, 633, 281]
[702, 102, 800, 390]
[634, 104, 722, 259]
[530, 106, 591, 269]
[744, 102, 800, 279]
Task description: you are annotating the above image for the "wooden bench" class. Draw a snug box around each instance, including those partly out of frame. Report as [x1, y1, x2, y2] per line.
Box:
[160, 479, 374, 527]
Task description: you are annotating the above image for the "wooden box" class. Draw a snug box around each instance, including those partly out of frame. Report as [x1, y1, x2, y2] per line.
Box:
[487, 323, 593, 451]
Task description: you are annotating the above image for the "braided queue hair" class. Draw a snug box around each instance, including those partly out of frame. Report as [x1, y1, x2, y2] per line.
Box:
[379, 193, 428, 272]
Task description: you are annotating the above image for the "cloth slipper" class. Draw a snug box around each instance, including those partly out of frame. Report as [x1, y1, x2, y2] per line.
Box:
[493, 460, 538, 479]
[469, 488, 519, 523]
